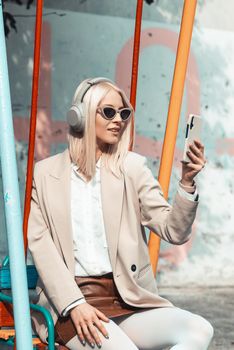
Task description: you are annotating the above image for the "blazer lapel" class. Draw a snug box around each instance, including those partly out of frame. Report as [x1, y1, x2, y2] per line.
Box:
[100, 159, 124, 273]
[46, 149, 75, 275]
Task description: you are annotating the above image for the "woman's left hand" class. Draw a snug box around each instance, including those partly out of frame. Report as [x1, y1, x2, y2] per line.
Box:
[181, 139, 206, 185]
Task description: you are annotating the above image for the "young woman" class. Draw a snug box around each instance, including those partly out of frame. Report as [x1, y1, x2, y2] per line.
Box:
[28, 77, 213, 350]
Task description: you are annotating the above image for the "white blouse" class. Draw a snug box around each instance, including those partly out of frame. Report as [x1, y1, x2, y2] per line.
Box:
[70, 157, 112, 277]
[62, 156, 198, 316]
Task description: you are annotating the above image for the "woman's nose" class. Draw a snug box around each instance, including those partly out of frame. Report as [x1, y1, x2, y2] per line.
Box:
[113, 111, 122, 122]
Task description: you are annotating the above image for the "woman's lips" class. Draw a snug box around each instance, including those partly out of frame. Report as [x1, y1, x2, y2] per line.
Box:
[108, 128, 120, 133]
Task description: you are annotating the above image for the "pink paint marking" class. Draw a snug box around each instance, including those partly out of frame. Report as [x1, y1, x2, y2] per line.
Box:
[116, 27, 200, 158]
[134, 134, 184, 168]
[216, 138, 234, 155]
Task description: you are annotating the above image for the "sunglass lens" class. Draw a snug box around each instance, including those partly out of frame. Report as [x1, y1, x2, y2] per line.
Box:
[103, 107, 116, 119]
[120, 109, 131, 120]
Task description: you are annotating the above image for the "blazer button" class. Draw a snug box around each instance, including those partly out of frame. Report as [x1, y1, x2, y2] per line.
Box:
[131, 264, 136, 272]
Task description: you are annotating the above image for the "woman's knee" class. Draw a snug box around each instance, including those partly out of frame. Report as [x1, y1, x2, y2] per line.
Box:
[188, 313, 214, 343]
[199, 316, 214, 340]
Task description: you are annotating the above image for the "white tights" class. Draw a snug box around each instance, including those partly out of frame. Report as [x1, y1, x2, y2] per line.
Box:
[65, 307, 214, 350]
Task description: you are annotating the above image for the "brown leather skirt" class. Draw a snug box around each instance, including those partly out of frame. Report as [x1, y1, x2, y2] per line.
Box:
[54, 272, 146, 345]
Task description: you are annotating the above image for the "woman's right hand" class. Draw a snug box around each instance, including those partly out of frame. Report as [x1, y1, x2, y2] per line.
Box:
[70, 302, 110, 348]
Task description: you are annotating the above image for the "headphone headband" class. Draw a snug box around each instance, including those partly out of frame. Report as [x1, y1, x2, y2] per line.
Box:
[77, 77, 115, 104]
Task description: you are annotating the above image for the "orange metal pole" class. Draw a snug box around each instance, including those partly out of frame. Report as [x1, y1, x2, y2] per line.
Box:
[148, 0, 198, 276]
[23, 0, 43, 257]
[129, 0, 143, 150]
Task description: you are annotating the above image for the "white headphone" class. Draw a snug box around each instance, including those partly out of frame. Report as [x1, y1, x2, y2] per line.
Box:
[67, 77, 115, 133]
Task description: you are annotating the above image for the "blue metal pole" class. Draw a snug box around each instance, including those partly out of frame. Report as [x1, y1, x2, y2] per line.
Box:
[0, 2, 33, 349]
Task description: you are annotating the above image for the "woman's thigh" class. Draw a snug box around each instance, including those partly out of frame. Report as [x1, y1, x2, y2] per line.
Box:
[112, 307, 214, 350]
[64, 318, 139, 350]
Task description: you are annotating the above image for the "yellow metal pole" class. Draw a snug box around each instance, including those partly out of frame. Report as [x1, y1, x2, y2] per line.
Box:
[148, 0, 198, 276]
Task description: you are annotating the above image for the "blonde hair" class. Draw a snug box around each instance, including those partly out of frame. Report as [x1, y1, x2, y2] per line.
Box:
[67, 78, 135, 181]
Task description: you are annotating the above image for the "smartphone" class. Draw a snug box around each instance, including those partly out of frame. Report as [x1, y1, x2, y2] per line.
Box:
[182, 114, 202, 163]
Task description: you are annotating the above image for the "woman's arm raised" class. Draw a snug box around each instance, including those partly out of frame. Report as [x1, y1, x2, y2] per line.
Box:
[134, 156, 199, 245]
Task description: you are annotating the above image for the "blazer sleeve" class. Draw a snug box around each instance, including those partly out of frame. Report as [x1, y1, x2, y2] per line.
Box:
[27, 164, 84, 316]
[135, 156, 199, 245]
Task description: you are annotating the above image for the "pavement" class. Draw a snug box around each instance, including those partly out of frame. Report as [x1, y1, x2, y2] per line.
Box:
[159, 287, 234, 350]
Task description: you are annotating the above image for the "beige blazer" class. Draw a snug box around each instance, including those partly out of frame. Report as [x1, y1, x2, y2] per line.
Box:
[28, 149, 198, 343]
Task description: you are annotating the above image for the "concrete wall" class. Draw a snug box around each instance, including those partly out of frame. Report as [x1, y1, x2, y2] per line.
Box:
[1, 1, 234, 286]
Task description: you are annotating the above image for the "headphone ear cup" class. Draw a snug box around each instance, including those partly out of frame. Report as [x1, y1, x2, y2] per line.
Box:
[67, 102, 86, 133]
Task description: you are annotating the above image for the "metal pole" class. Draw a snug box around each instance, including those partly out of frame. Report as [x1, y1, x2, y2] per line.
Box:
[148, 0, 198, 276]
[0, 1, 33, 349]
[23, 0, 43, 256]
[129, 0, 143, 150]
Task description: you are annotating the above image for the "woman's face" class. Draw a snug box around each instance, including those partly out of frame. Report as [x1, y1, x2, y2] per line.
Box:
[95, 89, 128, 150]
